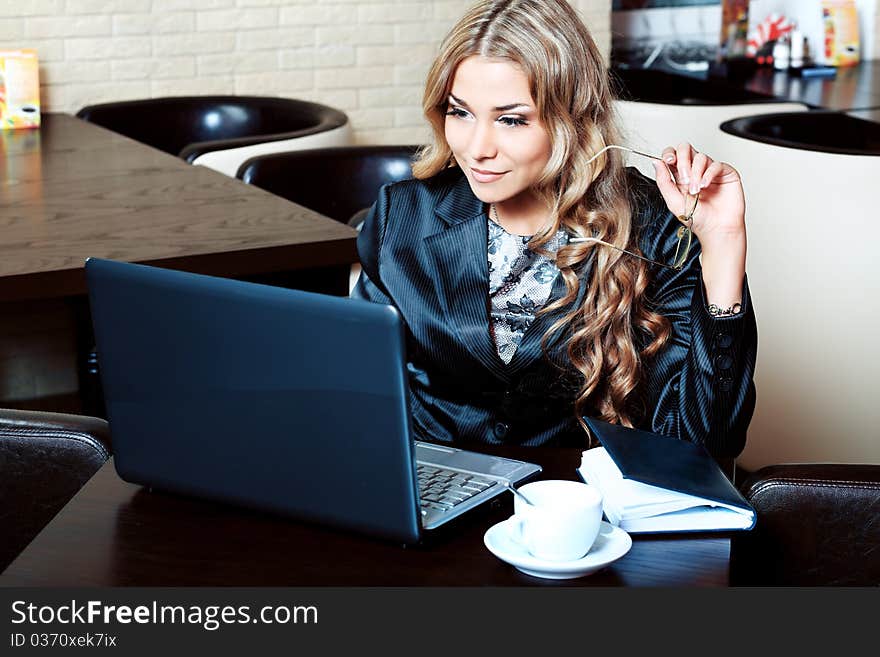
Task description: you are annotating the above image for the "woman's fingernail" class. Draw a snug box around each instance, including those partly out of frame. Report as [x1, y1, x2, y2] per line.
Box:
[664, 155, 674, 163]
[700, 179, 709, 189]
[689, 184, 699, 194]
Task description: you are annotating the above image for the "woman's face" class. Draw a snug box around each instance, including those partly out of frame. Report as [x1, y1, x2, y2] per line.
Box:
[444, 56, 552, 207]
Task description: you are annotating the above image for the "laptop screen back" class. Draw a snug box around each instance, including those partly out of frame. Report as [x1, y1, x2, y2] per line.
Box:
[86, 258, 421, 543]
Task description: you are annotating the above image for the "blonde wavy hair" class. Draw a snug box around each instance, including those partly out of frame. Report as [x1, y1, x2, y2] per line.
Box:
[412, 0, 671, 434]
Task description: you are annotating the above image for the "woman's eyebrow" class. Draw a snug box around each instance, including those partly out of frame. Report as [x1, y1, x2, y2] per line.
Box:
[448, 93, 531, 112]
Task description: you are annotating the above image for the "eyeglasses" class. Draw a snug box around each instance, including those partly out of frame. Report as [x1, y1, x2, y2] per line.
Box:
[568, 145, 698, 271]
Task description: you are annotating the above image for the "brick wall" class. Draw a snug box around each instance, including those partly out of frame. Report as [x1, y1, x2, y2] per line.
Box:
[0, 0, 612, 145]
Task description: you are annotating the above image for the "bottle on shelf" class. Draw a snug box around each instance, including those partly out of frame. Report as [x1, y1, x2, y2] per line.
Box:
[773, 33, 791, 70]
[790, 25, 805, 69]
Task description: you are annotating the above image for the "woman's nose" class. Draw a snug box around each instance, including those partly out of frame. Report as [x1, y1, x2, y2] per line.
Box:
[469, 121, 497, 159]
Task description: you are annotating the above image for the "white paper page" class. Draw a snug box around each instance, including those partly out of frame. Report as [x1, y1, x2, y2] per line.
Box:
[620, 505, 755, 533]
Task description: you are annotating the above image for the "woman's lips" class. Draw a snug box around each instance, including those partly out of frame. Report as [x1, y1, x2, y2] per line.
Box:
[470, 168, 507, 183]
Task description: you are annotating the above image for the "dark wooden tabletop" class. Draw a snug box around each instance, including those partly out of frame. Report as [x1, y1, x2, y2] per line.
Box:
[614, 59, 880, 112]
[742, 60, 880, 111]
[0, 113, 358, 303]
[0, 446, 731, 587]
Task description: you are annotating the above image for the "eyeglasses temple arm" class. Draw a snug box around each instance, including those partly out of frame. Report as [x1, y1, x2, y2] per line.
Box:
[568, 236, 684, 271]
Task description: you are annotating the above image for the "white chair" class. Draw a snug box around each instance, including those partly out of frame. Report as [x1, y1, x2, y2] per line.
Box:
[77, 96, 353, 179]
[613, 100, 879, 468]
[192, 121, 353, 178]
[612, 99, 809, 178]
[714, 131, 880, 470]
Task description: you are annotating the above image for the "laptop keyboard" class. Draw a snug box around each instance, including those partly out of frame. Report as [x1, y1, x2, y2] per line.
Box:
[416, 464, 499, 514]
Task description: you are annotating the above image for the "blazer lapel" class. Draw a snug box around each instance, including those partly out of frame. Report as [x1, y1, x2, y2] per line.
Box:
[425, 172, 510, 381]
[423, 169, 596, 381]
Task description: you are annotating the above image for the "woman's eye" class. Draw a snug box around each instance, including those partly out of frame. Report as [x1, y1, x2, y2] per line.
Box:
[444, 108, 469, 119]
[498, 116, 528, 127]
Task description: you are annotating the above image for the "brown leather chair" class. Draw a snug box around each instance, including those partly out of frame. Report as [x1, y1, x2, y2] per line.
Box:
[730, 464, 880, 586]
[0, 409, 111, 572]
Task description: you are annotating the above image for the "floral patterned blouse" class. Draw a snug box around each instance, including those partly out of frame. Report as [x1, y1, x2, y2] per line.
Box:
[487, 218, 569, 364]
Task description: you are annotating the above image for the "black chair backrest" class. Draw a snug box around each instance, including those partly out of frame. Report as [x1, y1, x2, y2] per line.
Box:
[730, 463, 880, 586]
[720, 111, 880, 156]
[237, 145, 422, 225]
[76, 96, 348, 160]
[0, 409, 111, 572]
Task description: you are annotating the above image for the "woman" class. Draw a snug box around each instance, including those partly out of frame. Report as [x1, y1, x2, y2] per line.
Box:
[353, 0, 756, 457]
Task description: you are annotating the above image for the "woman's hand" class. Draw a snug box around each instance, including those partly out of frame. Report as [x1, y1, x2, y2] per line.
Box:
[651, 143, 747, 310]
[651, 143, 745, 244]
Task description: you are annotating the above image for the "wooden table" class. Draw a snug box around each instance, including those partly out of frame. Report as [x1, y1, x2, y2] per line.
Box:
[0, 114, 358, 412]
[0, 447, 731, 586]
[0, 113, 357, 301]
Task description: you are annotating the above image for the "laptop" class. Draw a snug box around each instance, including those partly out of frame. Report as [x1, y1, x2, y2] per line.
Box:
[85, 258, 541, 544]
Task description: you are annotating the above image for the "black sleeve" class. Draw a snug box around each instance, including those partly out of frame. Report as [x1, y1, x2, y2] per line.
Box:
[350, 183, 393, 305]
[635, 178, 757, 458]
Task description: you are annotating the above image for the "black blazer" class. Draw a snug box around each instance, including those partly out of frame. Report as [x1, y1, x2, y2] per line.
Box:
[353, 166, 756, 457]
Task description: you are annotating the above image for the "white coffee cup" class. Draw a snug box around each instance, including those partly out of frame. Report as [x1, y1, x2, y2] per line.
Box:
[510, 479, 603, 562]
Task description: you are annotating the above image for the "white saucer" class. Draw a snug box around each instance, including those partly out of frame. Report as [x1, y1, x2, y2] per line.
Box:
[483, 518, 632, 580]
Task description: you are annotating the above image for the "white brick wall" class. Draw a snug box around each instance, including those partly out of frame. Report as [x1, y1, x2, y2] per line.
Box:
[0, 0, 612, 144]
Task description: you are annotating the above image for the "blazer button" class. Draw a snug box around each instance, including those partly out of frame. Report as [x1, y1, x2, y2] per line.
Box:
[715, 354, 734, 370]
[493, 422, 509, 438]
[715, 332, 734, 349]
